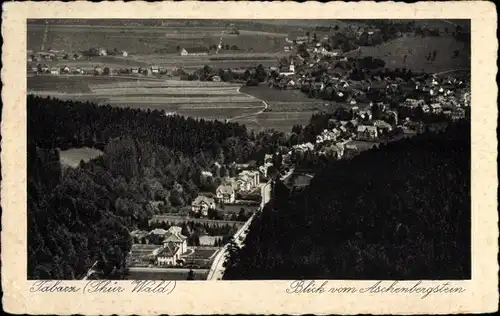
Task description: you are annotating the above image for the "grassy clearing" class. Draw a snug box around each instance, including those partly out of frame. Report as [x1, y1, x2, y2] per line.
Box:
[28, 75, 161, 93]
[28, 23, 289, 54]
[356, 35, 470, 73]
[59, 147, 104, 168]
[235, 111, 314, 133]
[240, 85, 314, 103]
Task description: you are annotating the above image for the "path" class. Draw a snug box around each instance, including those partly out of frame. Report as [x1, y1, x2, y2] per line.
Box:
[81, 261, 98, 280]
[432, 68, 470, 77]
[227, 86, 269, 123]
[40, 22, 49, 52]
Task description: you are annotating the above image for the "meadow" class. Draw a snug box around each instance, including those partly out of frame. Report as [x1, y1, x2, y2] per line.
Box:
[355, 34, 470, 74]
[28, 23, 288, 55]
[28, 76, 265, 122]
[234, 111, 315, 133]
[59, 147, 104, 168]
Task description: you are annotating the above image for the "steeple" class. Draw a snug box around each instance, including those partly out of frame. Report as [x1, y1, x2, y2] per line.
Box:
[289, 59, 295, 73]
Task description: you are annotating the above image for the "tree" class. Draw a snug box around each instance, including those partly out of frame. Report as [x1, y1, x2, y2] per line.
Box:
[103, 67, 110, 76]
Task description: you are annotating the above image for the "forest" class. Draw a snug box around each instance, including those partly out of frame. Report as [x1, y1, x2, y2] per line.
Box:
[223, 119, 471, 280]
[27, 95, 287, 279]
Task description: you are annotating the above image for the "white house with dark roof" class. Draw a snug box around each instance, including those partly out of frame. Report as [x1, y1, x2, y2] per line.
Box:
[191, 195, 216, 216]
[50, 67, 60, 75]
[216, 184, 235, 204]
[156, 242, 182, 266]
[150, 65, 160, 74]
[163, 231, 188, 254]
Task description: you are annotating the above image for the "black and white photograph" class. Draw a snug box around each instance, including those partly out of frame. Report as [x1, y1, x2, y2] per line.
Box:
[25, 18, 473, 282]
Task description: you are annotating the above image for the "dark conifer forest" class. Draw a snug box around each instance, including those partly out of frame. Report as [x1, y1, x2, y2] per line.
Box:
[27, 95, 287, 279]
[223, 119, 471, 280]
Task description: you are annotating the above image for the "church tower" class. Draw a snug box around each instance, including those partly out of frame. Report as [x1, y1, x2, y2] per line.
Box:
[289, 59, 295, 73]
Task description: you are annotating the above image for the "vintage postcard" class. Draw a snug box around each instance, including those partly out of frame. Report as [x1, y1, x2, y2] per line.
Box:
[1, 1, 498, 315]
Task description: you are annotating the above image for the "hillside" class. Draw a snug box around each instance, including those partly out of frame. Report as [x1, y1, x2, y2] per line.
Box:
[27, 96, 288, 279]
[224, 119, 471, 280]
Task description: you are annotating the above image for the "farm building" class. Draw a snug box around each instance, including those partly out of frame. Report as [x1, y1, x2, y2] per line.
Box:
[180, 47, 209, 56]
[94, 66, 103, 75]
[210, 75, 221, 82]
[61, 65, 71, 74]
[150, 65, 160, 74]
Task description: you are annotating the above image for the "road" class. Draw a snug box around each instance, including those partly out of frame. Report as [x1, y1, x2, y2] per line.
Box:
[432, 68, 470, 77]
[227, 86, 269, 127]
[206, 212, 256, 281]
[81, 261, 98, 280]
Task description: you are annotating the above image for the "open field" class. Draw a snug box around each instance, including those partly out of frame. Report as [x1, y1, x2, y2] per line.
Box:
[59, 147, 104, 168]
[355, 35, 470, 73]
[28, 23, 289, 55]
[234, 111, 315, 133]
[189, 248, 218, 259]
[28, 76, 265, 121]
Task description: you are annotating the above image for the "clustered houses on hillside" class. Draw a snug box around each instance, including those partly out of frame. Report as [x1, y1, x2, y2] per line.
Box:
[190, 160, 271, 219]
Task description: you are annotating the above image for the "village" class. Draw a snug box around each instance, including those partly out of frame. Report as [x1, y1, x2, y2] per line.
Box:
[123, 154, 277, 280]
[28, 21, 471, 281]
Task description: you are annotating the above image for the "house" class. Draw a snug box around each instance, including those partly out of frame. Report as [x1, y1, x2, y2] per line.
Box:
[99, 48, 107, 56]
[50, 67, 60, 75]
[200, 235, 223, 247]
[404, 98, 425, 108]
[94, 66, 103, 75]
[191, 196, 216, 216]
[61, 65, 71, 74]
[180, 47, 209, 56]
[163, 231, 188, 254]
[429, 103, 442, 114]
[420, 104, 430, 113]
[201, 171, 213, 179]
[238, 170, 260, 188]
[234, 176, 252, 192]
[156, 242, 182, 267]
[451, 108, 466, 121]
[150, 65, 160, 74]
[216, 184, 235, 204]
[122, 51, 128, 57]
[211, 75, 222, 82]
[357, 125, 379, 141]
[373, 120, 393, 133]
[320, 47, 341, 57]
[148, 228, 170, 244]
[75, 67, 84, 74]
[131, 67, 140, 74]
